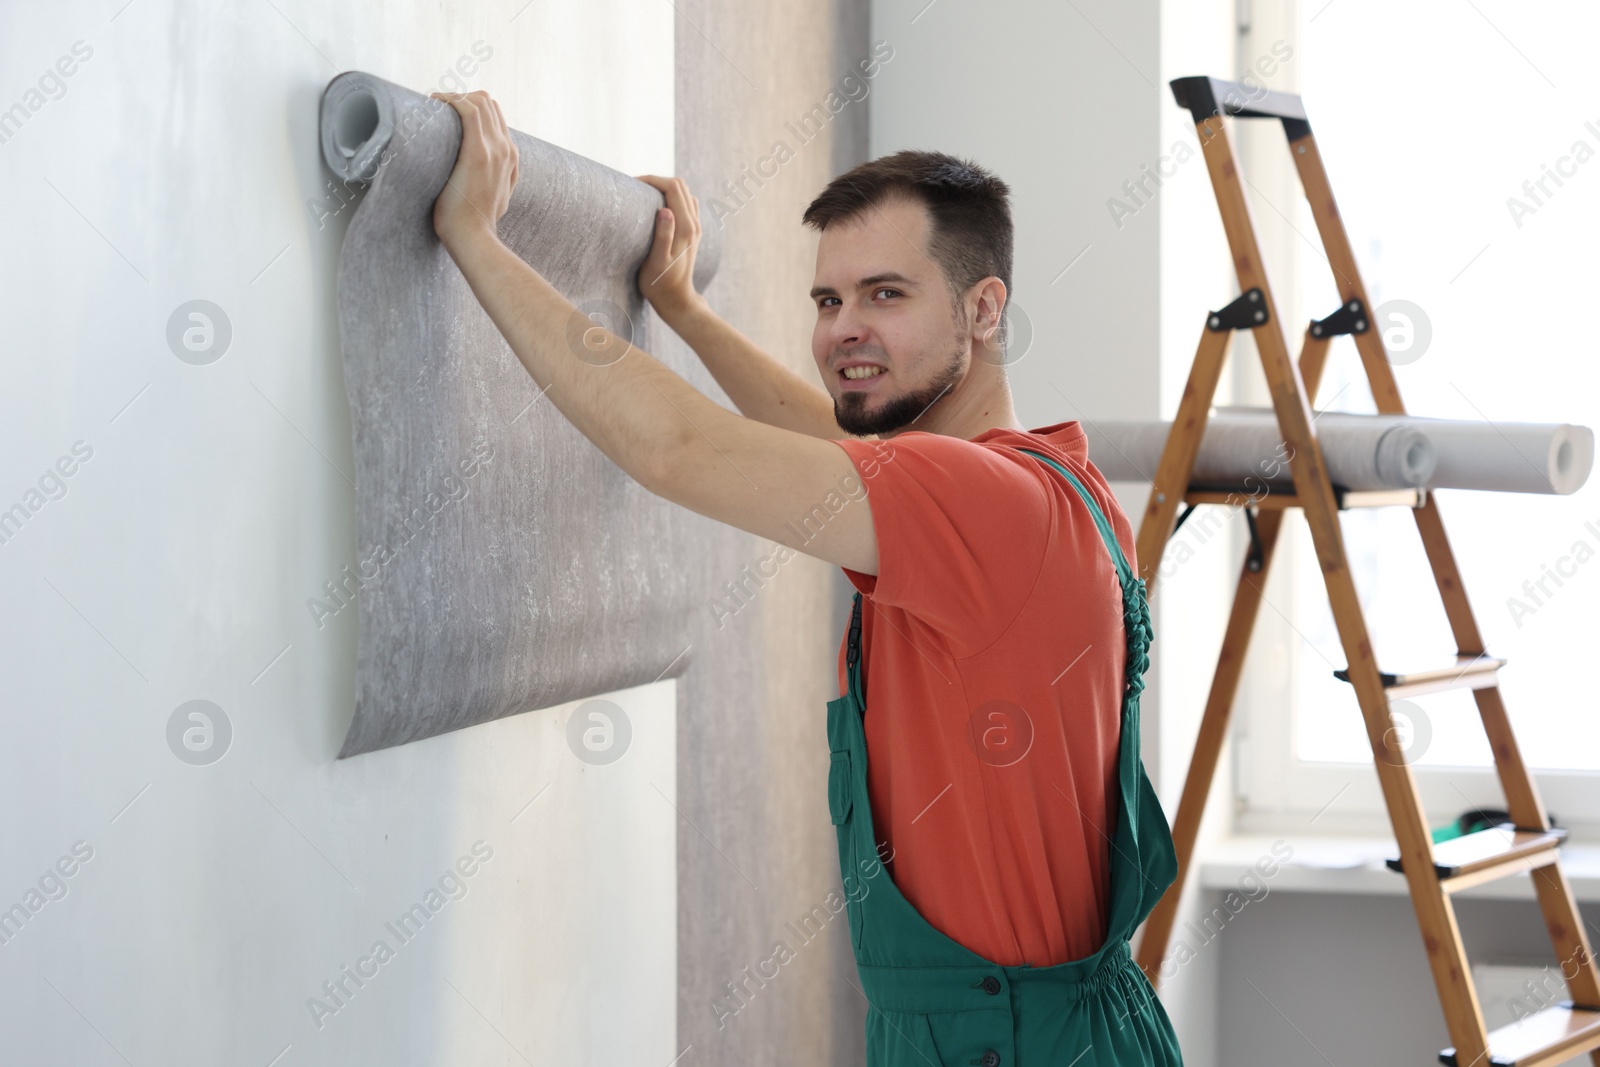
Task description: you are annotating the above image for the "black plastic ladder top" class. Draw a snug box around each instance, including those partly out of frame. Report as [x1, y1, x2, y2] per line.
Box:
[1170, 75, 1312, 141]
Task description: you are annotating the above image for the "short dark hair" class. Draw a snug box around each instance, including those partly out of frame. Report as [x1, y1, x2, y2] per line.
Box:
[801, 149, 1013, 309]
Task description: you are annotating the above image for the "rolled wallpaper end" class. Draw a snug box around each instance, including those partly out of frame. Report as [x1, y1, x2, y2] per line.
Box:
[320, 72, 397, 185]
[318, 71, 722, 292]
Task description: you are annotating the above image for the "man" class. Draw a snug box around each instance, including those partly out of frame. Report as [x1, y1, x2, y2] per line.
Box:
[432, 90, 1182, 1066]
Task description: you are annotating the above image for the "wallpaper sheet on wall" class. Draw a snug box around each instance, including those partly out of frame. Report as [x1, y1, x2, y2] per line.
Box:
[318, 72, 722, 757]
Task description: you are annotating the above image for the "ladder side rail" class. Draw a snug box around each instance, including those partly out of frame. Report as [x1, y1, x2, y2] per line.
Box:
[1193, 109, 1492, 1062]
[1136, 326, 1232, 597]
[1284, 129, 1406, 415]
[1293, 125, 1600, 1064]
[1137, 328, 1329, 984]
[1163, 71, 1600, 1065]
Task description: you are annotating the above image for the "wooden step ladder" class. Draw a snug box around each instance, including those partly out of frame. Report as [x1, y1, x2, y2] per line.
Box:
[1128, 75, 1600, 1067]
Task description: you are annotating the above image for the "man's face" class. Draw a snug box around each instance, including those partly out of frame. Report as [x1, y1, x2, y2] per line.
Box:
[809, 196, 969, 436]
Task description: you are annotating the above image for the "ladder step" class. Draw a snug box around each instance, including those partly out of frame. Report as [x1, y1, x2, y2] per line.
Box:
[1387, 824, 1567, 893]
[1184, 484, 1425, 510]
[1333, 654, 1506, 698]
[1439, 1001, 1600, 1067]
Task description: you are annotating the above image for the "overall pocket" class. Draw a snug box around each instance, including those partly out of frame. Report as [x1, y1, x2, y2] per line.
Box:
[825, 693, 865, 951]
[828, 750, 853, 825]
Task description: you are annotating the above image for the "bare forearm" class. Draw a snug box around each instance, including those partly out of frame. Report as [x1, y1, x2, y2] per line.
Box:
[660, 297, 844, 439]
[440, 226, 878, 572]
[426, 95, 880, 574]
[443, 227, 722, 488]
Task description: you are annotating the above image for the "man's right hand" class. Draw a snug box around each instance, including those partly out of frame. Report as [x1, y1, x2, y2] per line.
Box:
[630, 173, 844, 441]
[635, 174, 704, 319]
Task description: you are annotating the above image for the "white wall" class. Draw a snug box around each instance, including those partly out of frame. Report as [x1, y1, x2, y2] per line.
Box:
[1147, 6, 1309, 1064]
[869, 0, 1162, 431]
[0, 2, 679, 1063]
[1144, 7, 1238, 1061]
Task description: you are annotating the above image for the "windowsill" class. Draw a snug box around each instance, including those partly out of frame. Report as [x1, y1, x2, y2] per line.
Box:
[1197, 834, 1600, 903]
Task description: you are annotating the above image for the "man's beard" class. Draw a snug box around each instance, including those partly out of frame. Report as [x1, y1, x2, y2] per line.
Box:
[833, 318, 968, 436]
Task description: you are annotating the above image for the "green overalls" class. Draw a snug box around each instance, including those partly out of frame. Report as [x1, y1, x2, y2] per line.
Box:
[825, 448, 1184, 1067]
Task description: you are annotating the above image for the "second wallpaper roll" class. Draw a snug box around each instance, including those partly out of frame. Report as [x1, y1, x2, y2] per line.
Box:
[1082, 407, 1593, 495]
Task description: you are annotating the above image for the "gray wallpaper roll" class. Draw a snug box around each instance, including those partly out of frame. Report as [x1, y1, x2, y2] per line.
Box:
[1083, 407, 1594, 495]
[1217, 407, 1594, 494]
[1082, 411, 1435, 491]
[319, 72, 721, 757]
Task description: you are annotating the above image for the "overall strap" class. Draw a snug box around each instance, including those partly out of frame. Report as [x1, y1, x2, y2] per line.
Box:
[846, 590, 865, 707]
[1014, 448, 1133, 587]
[844, 447, 1147, 709]
[1016, 446, 1153, 705]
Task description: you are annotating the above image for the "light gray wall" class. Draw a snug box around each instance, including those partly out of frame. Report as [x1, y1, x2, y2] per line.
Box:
[0, 1, 686, 1064]
[1217, 890, 1600, 1064]
[674, 2, 873, 1064]
[1149, 5, 1299, 1064]
[869, 0, 1163, 430]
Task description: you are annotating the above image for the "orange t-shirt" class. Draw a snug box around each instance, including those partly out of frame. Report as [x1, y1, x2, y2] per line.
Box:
[831, 420, 1136, 968]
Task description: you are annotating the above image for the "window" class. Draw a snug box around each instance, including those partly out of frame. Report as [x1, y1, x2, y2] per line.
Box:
[1239, 2, 1600, 833]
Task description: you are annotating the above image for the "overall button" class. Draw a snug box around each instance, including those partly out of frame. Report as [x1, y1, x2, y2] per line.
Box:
[979, 976, 1002, 995]
[979, 1051, 1000, 1067]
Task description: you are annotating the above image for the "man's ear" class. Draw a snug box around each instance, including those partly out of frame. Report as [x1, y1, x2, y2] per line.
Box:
[971, 277, 1008, 356]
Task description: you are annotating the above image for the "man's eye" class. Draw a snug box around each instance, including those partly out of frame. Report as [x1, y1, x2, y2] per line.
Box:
[818, 296, 839, 308]
[875, 288, 899, 300]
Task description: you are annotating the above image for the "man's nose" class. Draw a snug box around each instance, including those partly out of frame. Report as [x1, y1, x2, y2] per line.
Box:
[830, 304, 866, 347]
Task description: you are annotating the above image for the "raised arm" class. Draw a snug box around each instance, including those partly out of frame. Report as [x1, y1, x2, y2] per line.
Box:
[635, 175, 851, 441]
[429, 91, 879, 576]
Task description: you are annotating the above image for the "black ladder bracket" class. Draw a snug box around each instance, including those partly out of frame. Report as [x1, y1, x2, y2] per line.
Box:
[1242, 504, 1263, 572]
[1310, 298, 1370, 339]
[1173, 499, 1263, 570]
[1207, 288, 1269, 332]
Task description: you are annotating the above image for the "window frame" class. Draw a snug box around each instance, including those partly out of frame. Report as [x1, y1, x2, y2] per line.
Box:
[1233, 514, 1600, 841]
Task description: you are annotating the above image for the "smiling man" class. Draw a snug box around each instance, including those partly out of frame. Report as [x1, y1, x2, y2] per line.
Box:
[432, 90, 1182, 1067]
